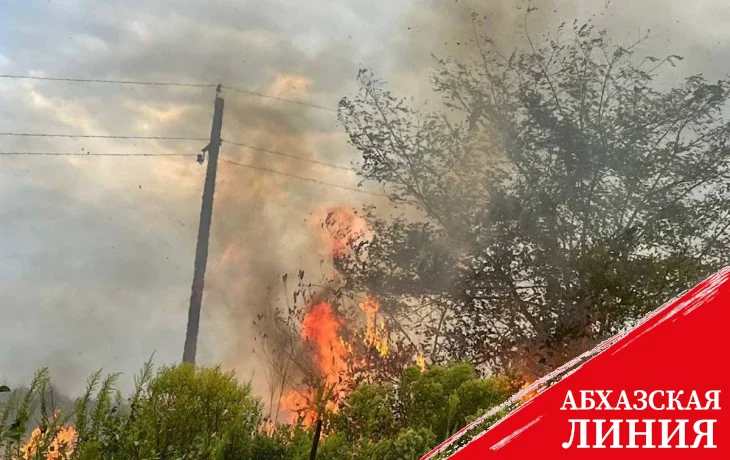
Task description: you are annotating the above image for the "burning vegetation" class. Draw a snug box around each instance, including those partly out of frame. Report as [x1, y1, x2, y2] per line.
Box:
[322, 206, 372, 261]
[253, 207, 428, 434]
[359, 296, 389, 358]
[280, 301, 350, 427]
[519, 380, 538, 405]
[6, 4, 727, 458]
[276, 292, 425, 429]
[22, 424, 77, 460]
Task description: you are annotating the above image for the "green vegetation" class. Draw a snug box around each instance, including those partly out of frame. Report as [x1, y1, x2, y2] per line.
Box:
[0, 362, 512, 459]
[6, 12, 730, 460]
[337, 15, 730, 379]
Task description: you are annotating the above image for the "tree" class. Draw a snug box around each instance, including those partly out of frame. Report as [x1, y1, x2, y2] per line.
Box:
[4, 361, 510, 460]
[333, 362, 512, 458]
[128, 364, 261, 459]
[397, 363, 512, 442]
[71, 363, 262, 460]
[337, 13, 730, 379]
[369, 428, 435, 460]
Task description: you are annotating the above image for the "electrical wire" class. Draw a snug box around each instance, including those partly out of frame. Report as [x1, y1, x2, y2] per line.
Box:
[0, 152, 385, 195]
[0, 152, 197, 157]
[0, 74, 213, 88]
[222, 139, 353, 171]
[220, 158, 385, 197]
[0, 133, 356, 171]
[0, 132, 207, 141]
[0, 74, 337, 111]
[221, 85, 336, 112]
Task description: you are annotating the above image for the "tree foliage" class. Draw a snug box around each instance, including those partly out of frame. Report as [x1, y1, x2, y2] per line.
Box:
[336, 16, 730, 377]
[1, 363, 263, 460]
[333, 362, 512, 458]
[0, 362, 511, 460]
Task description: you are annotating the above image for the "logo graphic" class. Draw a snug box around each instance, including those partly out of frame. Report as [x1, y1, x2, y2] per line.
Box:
[425, 268, 730, 459]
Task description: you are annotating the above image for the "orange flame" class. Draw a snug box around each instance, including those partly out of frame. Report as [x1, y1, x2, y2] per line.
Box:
[280, 390, 317, 427]
[282, 302, 351, 427]
[520, 380, 538, 404]
[279, 297, 431, 427]
[321, 206, 371, 260]
[22, 424, 77, 459]
[261, 419, 277, 436]
[359, 296, 389, 357]
[301, 302, 350, 383]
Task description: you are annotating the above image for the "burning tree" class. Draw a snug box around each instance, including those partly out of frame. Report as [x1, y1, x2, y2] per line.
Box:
[252, 207, 428, 457]
[255, 276, 422, 427]
[336, 11, 730, 380]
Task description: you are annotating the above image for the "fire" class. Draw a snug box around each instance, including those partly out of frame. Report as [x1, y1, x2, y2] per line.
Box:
[520, 380, 538, 404]
[22, 424, 77, 459]
[274, 207, 435, 428]
[282, 302, 352, 426]
[261, 419, 277, 436]
[278, 207, 375, 425]
[301, 302, 350, 383]
[280, 390, 317, 427]
[280, 389, 339, 428]
[320, 206, 371, 260]
[416, 354, 427, 372]
[359, 296, 389, 357]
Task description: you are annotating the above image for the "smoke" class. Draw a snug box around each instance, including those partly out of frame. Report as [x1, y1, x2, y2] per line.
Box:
[1, 0, 728, 403]
[386, 1, 565, 99]
[197, 0, 730, 406]
[0, 0, 384, 396]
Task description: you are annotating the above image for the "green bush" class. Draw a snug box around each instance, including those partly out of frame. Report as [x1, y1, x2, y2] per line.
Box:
[369, 428, 436, 460]
[129, 363, 261, 459]
[333, 362, 513, 459]
[1, 361, 513, 460]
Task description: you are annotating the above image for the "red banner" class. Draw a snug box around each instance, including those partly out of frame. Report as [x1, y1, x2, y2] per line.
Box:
[424, 267, 730, 459]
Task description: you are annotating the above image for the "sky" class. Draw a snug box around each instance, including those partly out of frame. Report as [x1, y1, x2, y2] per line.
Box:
[1, 0, 730, 398]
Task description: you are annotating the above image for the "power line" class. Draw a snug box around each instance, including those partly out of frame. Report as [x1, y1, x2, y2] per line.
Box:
[0, 153, 378, 196]
[0, 74, 338, 111]
[0, 132, 207, 141]
[0, 151, 197, 157]
[222, 139, 353, 171]
[221, 85, 336, 112]
[0, 74, 214, 89]
[0, 133, 355, 171]
[220, 158, 386, 197]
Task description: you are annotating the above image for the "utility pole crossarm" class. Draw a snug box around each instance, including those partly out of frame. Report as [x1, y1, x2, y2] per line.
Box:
[183, 86, 224, 364]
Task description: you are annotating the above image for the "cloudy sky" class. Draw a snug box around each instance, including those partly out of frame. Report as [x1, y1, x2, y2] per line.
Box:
[1, 0, 729, 397]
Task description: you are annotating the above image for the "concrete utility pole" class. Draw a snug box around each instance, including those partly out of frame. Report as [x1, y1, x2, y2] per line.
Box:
[183, 85, 224, 364]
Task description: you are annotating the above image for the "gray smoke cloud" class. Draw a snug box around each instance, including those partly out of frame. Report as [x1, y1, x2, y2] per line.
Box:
[0, 0, 396, 398]
[1, 0, 728, 402]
